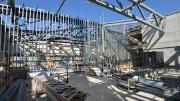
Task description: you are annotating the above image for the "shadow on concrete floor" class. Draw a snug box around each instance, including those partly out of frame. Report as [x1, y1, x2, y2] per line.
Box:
[69, 73, 165, 101]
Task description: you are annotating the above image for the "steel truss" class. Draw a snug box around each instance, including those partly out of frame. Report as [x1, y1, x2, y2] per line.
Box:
[88, 0, 165, 32]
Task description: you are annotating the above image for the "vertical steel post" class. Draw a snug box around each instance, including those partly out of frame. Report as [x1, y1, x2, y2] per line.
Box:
[11, 5, 16, 65]
[32, 8, 35, 71]
[101, 23, 105, 69]
[86, 20, 90, 67]
[8, 6, 12, 68]
[0, 5, 4, 60]
[46, 11, 50, 68]
[39, 9, 42, 70]
[4, 5, 8, 87]
[35, 8, 38, 70]
[55, 13, 57, 36]
[96, 23, 99, 68]
[62, 15, 64, 38]
[24, 7, 28, 67]
[3, 5, 8, 59]
[42, 10, 45, 68]
[28, 7, 32, 71]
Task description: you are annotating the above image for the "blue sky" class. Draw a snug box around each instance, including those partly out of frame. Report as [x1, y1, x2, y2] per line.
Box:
[1, 0, 180, 22]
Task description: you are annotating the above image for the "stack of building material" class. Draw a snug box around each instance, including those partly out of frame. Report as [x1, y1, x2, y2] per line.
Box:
[32, 76, 87, 101]
[45, 81, 87, 101]
[130, 76, 166, 96]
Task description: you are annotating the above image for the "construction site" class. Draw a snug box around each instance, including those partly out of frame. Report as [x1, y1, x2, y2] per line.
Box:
[0, 0, 180, 101]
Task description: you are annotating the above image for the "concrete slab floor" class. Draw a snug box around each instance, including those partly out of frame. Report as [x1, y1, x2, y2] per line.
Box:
[28, 73, 165, 101]
[68, 73, 165, 101]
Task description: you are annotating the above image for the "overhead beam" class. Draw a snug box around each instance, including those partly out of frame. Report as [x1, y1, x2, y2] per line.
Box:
[116, 0, 146, 13]
[55, 0, 66, 15]
[103, 19, 138, 27]
[88, 0, 164, 32]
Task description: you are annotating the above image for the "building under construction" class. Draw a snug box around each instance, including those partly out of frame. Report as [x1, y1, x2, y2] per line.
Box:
[0, 0, 180, 101]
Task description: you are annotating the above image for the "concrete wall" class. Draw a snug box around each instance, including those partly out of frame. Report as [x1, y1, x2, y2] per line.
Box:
[143, 11, 180, 67]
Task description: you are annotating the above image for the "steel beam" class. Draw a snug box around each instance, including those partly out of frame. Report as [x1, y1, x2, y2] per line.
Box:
[88, 0, 164, 32]
[103, 19, 138, 27]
